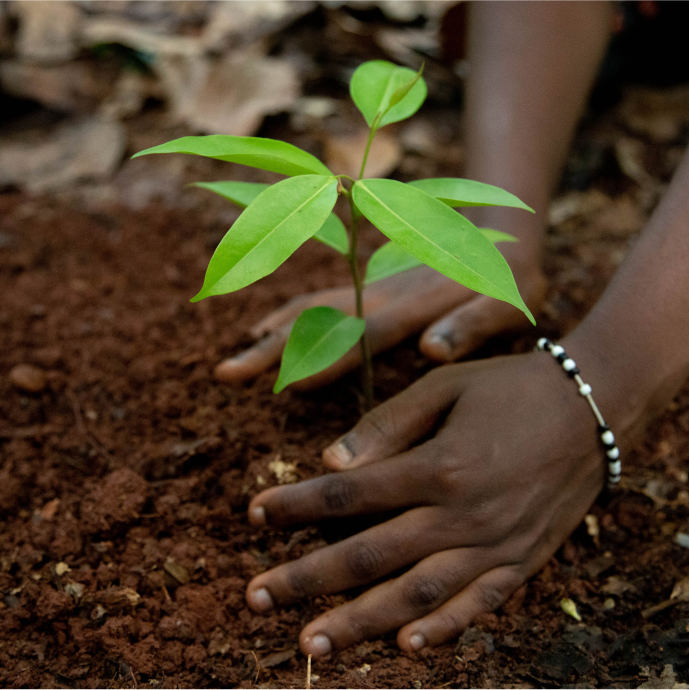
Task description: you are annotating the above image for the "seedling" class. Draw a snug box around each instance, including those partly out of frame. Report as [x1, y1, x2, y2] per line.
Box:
[134, 60, 535, 410]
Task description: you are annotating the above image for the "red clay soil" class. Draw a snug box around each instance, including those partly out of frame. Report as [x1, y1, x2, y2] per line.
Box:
[2, 115, 689, 688]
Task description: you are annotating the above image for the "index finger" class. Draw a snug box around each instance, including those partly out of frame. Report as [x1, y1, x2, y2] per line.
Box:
[248, 441, 441, 528]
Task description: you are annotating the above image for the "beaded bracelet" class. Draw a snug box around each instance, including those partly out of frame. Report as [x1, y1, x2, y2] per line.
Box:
[535, 338, 621, 488]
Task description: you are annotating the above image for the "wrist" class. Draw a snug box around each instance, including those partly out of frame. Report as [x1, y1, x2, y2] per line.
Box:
[560, 320, 688, 444]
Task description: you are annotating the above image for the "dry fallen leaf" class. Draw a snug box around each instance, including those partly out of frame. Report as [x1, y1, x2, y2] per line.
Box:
[164, 557, 191, 585]
[642, 575, 689, 618]
[183, 47, 299, 136]
[670, 575, 689, 601]
[324, 128, 402, 180]
[601, 576, 637, 596]
[636, 663, 689, 689]
[64, 582, 85, 601]
[259, 649, 296, 669]
[269, 456, 299, 485]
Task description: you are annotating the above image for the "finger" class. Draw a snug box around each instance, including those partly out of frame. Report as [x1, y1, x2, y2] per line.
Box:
[419, 294, 530, 363]
[420, 268, 547, 363]
[248, 442, 434, 528]
[397, 565, 524, 652]
[246, 507, 445, 612]
[297, 546, 490, 657]
[249, 288, 353, 338]
[214, 324, 291, 382]
[322, 365, 462, 470]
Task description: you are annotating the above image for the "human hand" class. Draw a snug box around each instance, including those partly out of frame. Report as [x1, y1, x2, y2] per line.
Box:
[244, 347, 627, 656]
[215, 260, 546, 389]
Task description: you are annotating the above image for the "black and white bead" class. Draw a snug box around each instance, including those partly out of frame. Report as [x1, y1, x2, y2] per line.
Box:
[536, 338, 621, 487]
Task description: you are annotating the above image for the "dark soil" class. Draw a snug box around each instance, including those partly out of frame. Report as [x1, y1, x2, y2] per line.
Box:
[2, 12, 689, 689]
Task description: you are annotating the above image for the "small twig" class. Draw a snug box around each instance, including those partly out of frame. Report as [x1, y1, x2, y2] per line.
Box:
[251, 650, 260, 685]
[642, 597, 679, 618]
[306, 654, 312, 689]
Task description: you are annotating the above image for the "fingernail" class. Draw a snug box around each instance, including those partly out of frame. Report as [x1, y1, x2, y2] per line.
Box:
[307, 634, 332, 656]
[250, 587, 273, 612]
[324, 440, 354, 468]
[250, 505, 266, 525]
[214, 359, 243, 380]
[427, 333, 453, 360]
[409, 633, 426, 651]
[219, 353, 245, 367]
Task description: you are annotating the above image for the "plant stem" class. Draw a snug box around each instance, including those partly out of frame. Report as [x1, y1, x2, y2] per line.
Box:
[346, 205, 374, 411]
[358, 123, 378, 181]
[344, 121, 381, 412]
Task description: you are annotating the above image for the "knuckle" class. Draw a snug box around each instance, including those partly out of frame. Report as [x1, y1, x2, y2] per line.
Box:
[286, 568, 320, 599]
[343, 613, 376, 642]
[404, 576, 444, 611]
[346, 541, 384, 581]
[360, 404, 398, 441]
[438, 610, 465, 640]
[322, 475, 357, 512]
[474, 580, 508, 612]
[431, 446, 466, 495]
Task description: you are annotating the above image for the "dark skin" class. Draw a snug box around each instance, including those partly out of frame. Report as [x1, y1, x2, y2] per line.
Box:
[220, 2, 689, 656]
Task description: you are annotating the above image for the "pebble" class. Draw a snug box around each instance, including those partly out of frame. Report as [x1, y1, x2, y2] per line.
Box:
[675, 532, 689, 548]
[9, 363, 47, 392]
[55, 562, 71, 576]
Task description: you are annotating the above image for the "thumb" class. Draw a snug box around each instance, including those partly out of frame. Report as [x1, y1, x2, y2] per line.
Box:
[419, 292, 537, 363]
[322, 365, 462, 470]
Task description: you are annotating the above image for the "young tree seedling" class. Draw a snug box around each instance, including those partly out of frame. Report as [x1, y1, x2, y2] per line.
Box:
[134, 60, 535, 411]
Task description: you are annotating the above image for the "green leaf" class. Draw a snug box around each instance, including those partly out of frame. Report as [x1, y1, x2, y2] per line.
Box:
[133, 135, 332, 177]
[191, 180, 269, 207]
[313, 212, 349, 255]
[365, 241, 423, 285]
[408, 178, 534, 213]
[274, 306, 366, 393]
[192, 180, 348, 255]
[350, 60, 427, 129]
[480, 228, 518, 244]
[353, 179, 534, 323]
[193, 175, 338, 301]
[387, 63, 424, 110]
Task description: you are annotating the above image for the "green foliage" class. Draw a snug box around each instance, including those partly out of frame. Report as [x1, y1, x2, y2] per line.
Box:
[350, 61, 427, 129]
[408, 178, 534, 212]
[134, 135, 332, 177]
[479, 228, 519, 243]
[192, 180, 270, 207]
[134, 58, 536, 394]
[192, 175, 338, 301]
[274, 307, 365, 393]
[365, 230, 518, 285]
[353, 179, 534, 323]
[193, 181, 348, 254]
[313, 213, 349, 255]
[365, 241, 423, 285]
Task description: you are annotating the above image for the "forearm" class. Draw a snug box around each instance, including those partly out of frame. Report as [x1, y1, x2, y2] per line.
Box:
[564, 149, 689, 435]
[464, 1, 613, 265]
